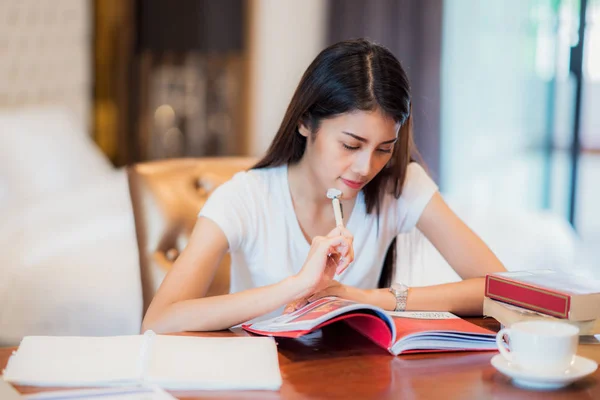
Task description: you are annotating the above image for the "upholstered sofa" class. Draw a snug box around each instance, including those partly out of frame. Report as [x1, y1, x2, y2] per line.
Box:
[0, 107, 587, 346]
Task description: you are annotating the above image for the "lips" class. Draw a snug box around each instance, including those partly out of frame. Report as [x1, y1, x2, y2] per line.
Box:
[340, 178, 365, 190]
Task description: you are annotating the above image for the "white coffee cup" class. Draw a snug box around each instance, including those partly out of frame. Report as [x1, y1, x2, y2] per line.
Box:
[496, 320, 579, 374]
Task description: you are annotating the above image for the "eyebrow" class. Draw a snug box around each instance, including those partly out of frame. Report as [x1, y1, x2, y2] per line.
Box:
[342, 131, 398, 145]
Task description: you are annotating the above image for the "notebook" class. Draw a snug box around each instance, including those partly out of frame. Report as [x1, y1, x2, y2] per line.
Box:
[2, 331, 282, 391]
[243, 297, 497, 355]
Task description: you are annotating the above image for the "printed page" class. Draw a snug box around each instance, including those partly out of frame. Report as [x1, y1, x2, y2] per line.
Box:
[246, 297, 383, 333]
[2, 335, 143, 387]
[144, 335, 282, 391]
[388, 313, 496, 355]
[390, 312, 493, 340]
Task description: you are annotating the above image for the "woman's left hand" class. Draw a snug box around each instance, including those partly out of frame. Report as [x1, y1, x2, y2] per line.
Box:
[283, 281, 365, 313]
[306, 280, 346, 302]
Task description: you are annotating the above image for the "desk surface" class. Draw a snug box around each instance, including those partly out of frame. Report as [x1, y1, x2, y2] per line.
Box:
[1, 318, 598, 400]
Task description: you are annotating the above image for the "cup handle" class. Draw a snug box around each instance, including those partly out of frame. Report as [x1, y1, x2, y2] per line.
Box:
[496, 328, 513, 362]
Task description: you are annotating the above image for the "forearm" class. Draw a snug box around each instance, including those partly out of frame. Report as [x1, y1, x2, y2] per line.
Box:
[357, 278, 486, 316]
[404, 277, 486, 316]
[142, 276, 308, 333]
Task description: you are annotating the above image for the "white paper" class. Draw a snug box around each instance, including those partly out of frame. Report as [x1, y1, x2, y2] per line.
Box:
[3, 334, 283, 391]
[145, 336, 282, 390]
[3, 335, 143, 387]
[22, 385, 176, 399]
[387, 311, 459, 320]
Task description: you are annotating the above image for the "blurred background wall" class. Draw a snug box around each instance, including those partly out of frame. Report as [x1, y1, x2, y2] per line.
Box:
[0, 0, 90, 129]
[1, 0, 598, 267]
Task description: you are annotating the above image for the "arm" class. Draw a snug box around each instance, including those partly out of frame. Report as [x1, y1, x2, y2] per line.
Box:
[142, 217, 352, 333]
[406, 191, 507, 314]
[306, 192, 507, 316]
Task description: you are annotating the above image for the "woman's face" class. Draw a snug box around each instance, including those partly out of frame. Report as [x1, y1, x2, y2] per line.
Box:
[299, 109, 398, 200]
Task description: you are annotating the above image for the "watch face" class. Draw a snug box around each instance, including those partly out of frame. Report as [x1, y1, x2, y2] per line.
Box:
[392, 282, 408, 293]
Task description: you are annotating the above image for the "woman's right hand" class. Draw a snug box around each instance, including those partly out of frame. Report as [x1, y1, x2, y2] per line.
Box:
[294, 227, 354, 299]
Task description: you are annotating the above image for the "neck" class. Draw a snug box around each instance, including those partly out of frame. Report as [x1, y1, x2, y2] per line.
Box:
[287, 158, 357, 235]
[287, 157, 330, 208]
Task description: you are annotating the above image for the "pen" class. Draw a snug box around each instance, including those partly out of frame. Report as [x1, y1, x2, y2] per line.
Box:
[326, 188, 344, 228]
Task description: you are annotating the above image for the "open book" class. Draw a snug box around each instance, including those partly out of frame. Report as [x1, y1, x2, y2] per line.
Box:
[2, 331, 282, 391]
[243, 297, 497, 355]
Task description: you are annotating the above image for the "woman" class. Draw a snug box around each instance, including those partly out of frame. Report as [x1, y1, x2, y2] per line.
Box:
[142, 39, 506, 333]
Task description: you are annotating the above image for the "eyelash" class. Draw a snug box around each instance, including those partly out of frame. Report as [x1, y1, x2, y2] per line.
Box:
[342, 143, 393, 154]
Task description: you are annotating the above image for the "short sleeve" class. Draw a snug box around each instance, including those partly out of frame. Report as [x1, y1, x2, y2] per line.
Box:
[198, 172, 257, 253]
[396, 162, 439, 233]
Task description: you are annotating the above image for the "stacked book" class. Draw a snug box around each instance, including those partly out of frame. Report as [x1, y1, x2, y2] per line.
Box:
[483, 269, 600, 335]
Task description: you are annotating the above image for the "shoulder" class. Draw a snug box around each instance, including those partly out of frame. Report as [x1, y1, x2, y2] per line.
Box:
[400, 162, 438, 202]
[198, 166, 285, 251]
[380, 162, 437, 203]
[213, 165, 285, 197]
[209, 167, 285, 205]
[380, 162, 439, 233]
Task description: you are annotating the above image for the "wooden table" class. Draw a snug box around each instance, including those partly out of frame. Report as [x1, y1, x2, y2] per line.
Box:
[1, 318, 598, 399]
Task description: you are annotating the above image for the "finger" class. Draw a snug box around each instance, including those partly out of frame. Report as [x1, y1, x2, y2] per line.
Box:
[336, 226, 354, 240]
[294, 298, 308, 311]
[284, 296, 307, 314]
[313, 235, 350, 259]
[327, 237, 350, 257]
[326, 226, 354, 243]
[327, 252, 340, 266]
[324, 258, 337, 281]
[335, 228, 354, 258]
[308, 292, 325, 302]
[283, 302, 297, 314]
[309, 283, 341, 301]
[336, 257, 351, 275]
[339, 245, 354, 266]
[332, 242, 350, 259]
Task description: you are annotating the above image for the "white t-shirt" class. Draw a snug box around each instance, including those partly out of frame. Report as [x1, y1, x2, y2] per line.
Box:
[199, 162, 438, 295]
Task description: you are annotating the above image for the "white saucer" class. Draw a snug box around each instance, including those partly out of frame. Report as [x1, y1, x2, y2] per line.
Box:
[491, 354, 598, 390]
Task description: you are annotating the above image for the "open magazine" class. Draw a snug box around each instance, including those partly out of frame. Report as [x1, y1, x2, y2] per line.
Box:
[242, 297, 497, 355]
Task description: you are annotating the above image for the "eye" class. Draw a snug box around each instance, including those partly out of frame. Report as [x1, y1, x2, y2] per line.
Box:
[342, 143, 359, 151]
[377, 147, 393, 154]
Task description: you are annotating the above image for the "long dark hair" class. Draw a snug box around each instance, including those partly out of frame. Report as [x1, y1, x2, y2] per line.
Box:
[254, 39, 417, 288]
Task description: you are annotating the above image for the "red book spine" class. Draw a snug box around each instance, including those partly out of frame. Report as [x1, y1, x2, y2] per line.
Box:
[485, 275, 571, 318]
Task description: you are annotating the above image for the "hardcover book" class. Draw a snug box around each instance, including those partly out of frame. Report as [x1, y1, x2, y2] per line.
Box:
[483, 296, 597, 335]
[485, 270, 600, 321]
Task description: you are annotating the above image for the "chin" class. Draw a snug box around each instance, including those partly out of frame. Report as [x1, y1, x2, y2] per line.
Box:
[340, 188, 360, 199]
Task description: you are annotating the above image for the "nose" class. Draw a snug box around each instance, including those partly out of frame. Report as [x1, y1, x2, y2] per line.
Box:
[351, 150, 373, 178]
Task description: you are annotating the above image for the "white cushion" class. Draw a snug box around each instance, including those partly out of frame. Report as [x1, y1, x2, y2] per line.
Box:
[0, 170, 142, 346]
[0, 106, 113, 209]
[395, 198, 581, 287]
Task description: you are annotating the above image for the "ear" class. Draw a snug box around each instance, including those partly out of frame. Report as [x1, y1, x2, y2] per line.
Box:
[298, 122, 311, 138]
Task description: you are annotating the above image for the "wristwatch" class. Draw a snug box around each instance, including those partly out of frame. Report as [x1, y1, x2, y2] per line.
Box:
[389, 282, 409, 312]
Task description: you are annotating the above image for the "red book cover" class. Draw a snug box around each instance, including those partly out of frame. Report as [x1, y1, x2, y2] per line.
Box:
[485, 270, 600, 320]
[242, 297, 496, 355]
